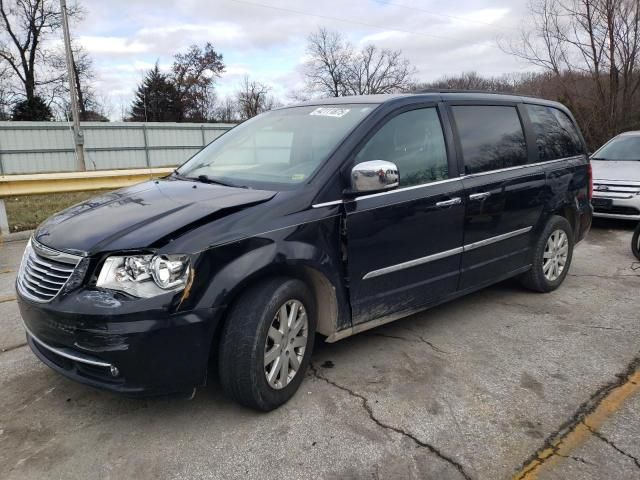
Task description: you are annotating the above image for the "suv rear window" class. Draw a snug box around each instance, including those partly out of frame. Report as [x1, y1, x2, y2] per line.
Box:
[525, 104, 584, 161]
[452, 105, 528, 174]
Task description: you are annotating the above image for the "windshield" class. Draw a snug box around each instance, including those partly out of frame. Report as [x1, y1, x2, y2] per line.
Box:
[177, 104, 376, 189]
[593, 135, 640, 161]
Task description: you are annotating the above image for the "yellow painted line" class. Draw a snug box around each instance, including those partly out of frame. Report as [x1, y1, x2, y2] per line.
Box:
[0, 295, 16, 304]
[514, 368, 640, 479]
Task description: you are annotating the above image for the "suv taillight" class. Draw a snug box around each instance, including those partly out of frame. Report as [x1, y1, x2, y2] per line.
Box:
[587, 163, 593, 200]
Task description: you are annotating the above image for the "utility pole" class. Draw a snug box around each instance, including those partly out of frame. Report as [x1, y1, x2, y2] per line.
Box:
[60, 0, 86, 171]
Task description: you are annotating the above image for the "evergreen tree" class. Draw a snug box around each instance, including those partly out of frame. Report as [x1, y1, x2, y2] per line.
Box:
[129, 64, 180, 121]
[11, 96, 53, 121]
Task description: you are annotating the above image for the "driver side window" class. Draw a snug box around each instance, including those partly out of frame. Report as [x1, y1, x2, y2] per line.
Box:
[355, 107, 448, 187]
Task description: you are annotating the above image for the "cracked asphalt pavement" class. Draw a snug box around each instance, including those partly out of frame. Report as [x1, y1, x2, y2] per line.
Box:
[1, 219, 639, 480]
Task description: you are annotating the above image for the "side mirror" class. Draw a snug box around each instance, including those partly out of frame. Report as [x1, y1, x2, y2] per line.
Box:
[349, 160, 399, 195]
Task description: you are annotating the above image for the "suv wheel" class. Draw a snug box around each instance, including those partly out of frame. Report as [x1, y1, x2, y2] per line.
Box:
[520, 215, 574, 292]
[218, 277, 316, 411]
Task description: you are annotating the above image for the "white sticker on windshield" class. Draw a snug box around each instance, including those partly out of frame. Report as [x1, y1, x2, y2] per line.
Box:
[310, 107, 351, 118]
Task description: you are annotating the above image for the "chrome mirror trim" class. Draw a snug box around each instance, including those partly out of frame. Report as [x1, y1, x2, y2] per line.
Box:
[350, 160, 399, 194]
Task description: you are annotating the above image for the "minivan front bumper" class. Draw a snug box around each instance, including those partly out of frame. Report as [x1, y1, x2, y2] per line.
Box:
[17, 290, 221, 396]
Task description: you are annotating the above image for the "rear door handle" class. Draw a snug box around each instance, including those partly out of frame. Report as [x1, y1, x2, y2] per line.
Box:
[469, 192, 491, 201]
[435, 197, 462, 208]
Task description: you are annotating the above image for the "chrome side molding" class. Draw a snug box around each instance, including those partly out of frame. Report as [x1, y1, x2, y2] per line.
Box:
[463, 227, 532, 252]
[363, 246, 464, 280]
[363, 226, 533, 280]
[311, 200, 344, 209]
[311, 177, 462, 207]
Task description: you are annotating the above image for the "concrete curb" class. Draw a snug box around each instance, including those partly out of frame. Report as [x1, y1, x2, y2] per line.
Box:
[0, 229, 33, 243]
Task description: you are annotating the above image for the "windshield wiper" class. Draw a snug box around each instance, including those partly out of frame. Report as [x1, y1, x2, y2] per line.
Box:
[171, 169, 191, 180]
[191, 174, 246, 188]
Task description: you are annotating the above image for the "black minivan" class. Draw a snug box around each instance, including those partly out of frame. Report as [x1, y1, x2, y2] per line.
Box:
[16, 92, 593, 411]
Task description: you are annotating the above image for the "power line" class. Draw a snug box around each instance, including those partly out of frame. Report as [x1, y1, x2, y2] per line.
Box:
[224, 0, 504, 50]
[373, 0, 521, 32]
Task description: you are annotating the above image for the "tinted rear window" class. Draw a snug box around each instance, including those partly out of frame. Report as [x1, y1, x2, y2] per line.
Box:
[452, 105, 528, 174]
[526, 104, 584, 161]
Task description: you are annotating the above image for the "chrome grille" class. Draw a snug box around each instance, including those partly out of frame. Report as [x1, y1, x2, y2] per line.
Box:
[593, 181, 640, 199]
[17, 239, 82, 303]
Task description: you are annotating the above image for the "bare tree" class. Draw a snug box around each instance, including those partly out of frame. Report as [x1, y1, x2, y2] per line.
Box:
[171, 42, 225, 121]
[414, 71, 518, 92]
[213, 95, 238, 123]
[305, 28, 351, 97]
[50, 42, 104, 119]
[305, 27, 415, 98]
[72, 45, 95, 119]
[0, 0, 80, 104]
[0, 63, 14, 119]
[344, 44, 415, 95]
[501, 0, 640, 144]
[286, 88, 312, 103]
[236, 75, 277, 119]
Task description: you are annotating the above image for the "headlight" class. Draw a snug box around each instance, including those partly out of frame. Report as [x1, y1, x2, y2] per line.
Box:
[96, 254, 191, 298]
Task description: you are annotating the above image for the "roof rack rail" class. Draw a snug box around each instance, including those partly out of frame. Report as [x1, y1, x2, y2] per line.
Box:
[413, 88, 516, 95]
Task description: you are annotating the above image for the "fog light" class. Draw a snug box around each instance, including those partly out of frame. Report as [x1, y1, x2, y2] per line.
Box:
[110, 365, 119, 377]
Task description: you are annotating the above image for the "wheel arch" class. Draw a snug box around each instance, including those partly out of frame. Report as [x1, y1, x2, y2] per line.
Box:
[553, 203, 578, 240]
[539, 197, 579, 240]
[215, 262, 342, 338]
[199, 237, 350, 367]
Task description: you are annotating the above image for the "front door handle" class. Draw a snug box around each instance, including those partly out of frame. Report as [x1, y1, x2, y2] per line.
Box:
[436, 197, 462, 208]
[469, 192, 491, 201]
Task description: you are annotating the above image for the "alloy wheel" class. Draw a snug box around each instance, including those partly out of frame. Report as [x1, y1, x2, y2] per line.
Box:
[264, 299, 308, 390]
[543, 229, 569, 281]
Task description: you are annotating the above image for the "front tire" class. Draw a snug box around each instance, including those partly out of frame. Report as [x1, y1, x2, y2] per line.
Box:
[218, 277, 316, 411]
[520, 215, 574, 292]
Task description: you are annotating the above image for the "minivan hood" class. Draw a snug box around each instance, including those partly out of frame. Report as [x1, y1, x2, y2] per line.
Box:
[591, 159, 640, 183]
[34, 178, 276, 255]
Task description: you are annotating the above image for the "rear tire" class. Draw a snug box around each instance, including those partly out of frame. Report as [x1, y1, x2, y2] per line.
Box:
[520, 215, 574, 293]
[632, 222, 640, 260]
[218, 277, 316, 411]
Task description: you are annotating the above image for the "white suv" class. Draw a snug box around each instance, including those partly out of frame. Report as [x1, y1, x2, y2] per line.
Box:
[591, 131, 640, 220]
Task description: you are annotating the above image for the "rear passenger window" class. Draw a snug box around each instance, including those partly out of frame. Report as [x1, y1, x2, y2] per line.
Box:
[452, 106, 528, 174]
[526, 105, 584, 161]
[355, 107, 448, 187]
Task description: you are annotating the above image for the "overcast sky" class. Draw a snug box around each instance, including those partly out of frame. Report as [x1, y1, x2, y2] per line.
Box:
[73, 0, 535, 117]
